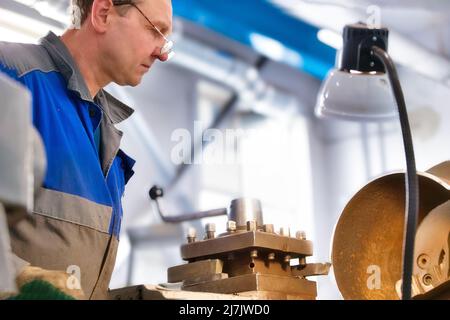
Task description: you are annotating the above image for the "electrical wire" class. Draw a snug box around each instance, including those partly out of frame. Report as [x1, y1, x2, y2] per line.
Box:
[372, 45, 419, 300]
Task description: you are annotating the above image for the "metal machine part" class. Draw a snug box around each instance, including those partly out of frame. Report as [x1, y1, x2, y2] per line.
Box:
[405, 200, 450, 297]
[228, 198, 263, 230]
[149, 185, 227, 223]
[0, 73, 46, 294]
[0, 73, 32, 293]
[0, 73, 32, 224]
[167, 198, 330, 300]
[332, 161, 450, 300]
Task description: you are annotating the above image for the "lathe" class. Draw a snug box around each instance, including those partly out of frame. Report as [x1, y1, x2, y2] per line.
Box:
[110, 161, 449, 300]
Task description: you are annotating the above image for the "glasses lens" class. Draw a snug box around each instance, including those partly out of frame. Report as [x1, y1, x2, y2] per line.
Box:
[166, 51, 175, 61]
[161, 41, 173, 55]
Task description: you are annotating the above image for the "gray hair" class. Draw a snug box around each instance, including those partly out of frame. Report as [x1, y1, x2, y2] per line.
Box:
[69, 0, 141, 29]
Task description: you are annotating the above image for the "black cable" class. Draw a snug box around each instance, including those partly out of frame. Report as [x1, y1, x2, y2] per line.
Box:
[372, 46, 419, 300]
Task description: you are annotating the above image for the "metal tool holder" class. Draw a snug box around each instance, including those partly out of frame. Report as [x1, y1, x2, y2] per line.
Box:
[167, 198, 330, 300]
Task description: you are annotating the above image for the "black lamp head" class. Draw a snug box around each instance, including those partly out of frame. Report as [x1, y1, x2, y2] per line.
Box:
[340, 22, 389, 73]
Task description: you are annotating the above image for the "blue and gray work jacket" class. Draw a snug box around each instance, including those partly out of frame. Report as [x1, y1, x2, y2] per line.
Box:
[0, 32, 136, 299]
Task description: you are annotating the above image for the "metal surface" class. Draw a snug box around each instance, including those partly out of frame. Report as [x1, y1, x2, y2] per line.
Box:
[0, 73, 32, 221]
[109, 284, 253, 300]
[409, 200, 450, 296]
[168, 259, 224, 283]
[180, 230, 313, 260]
[182, 273, 317, 300]
[412, 279, 450, 300]
[292, 263, 332, 278]
[332, 162, 450, 300]
[228, 198, 264, 230]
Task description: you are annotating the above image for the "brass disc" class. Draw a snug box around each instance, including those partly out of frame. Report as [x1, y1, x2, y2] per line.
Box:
[332, 164, 450, 300]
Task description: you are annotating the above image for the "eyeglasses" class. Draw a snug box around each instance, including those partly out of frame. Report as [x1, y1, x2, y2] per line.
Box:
[113, 1, 174, 61]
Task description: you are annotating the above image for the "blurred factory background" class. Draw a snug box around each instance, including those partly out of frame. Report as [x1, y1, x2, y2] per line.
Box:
[1, 0, 449, 299]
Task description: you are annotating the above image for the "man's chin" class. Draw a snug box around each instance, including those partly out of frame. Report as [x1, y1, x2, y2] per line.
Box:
[116, 76, 142, 87]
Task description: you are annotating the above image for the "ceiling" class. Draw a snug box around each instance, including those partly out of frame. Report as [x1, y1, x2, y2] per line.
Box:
[6, 0, 449, 86]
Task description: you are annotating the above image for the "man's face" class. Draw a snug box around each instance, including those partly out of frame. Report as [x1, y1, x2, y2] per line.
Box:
[101, 0, 173, 87]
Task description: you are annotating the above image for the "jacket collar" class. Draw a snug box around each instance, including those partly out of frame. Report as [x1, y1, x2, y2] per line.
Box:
[40, 32, 134, 124]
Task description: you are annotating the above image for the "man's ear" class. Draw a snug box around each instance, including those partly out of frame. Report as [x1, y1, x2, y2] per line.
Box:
[90, 0, 114, 33]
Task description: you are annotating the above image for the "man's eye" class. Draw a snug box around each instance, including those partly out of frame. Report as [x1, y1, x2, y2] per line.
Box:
[145, 27, 155, 34]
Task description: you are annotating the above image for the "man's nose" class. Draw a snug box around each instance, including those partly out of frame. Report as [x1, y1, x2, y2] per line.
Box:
[151, 44, 173, 62]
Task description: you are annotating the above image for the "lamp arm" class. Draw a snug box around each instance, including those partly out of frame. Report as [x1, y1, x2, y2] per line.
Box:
[372, 46, 419, 300]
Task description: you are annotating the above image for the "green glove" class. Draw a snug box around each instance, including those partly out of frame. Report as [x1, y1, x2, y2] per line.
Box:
[8, 279, 76, 300]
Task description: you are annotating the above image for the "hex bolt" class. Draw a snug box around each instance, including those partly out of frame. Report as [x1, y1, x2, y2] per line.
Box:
[267, 252, 276, 261]
[296, 231, 306, 240]
[205, 223, 216, 239]
[247, 220, 257, 232]
[422, 274, 433, 286]
[417, 254, 430, 269]
[263, 224, 274, 233]
[283, 255, 291, 264]
[226, 220, 237, 232]
[186, 227, 197, 243]
[279, 227, 290, 237]
[299, 257, 307, 267]
[250, 250, 258, 259]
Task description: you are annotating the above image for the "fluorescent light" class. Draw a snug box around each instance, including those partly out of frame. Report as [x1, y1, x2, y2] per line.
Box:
[317, 29, 343, 49]
[249, 33, 303, 68]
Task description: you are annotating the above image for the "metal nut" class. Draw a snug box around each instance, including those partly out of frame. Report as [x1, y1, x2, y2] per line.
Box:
[186, 227, 197, 243]
[299, 257, 306, 266]
[267, 253, 275, 261]
[417, 254, 430, 270]
[422, 274, 433, 286]
[247, 220, 257, 231]
[205, 223, 216, 232]
[226, 220, 237, 232]
[250, 250, 258, 259]
[279, 227, 290, 237]
[263, 224, 274, 233]
[205, 223, 216, 239]
[296, 231, 306, 240]
[284, 255, 291, 264]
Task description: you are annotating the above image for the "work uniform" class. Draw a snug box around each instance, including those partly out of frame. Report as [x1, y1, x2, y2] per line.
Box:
[0, 32, 135, 299]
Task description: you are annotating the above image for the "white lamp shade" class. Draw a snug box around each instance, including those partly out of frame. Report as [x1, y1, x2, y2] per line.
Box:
[315, 69, 398, 121]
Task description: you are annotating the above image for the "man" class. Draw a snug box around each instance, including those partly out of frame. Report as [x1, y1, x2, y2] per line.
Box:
[0, 0, 173, 299]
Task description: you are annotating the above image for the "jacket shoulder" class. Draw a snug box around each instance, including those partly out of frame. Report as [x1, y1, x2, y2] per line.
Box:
[0, 41, 56, 77]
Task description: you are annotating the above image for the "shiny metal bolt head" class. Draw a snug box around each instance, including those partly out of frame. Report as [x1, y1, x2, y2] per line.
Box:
[226, 220, 237, 232]
[247, 220, 257, 231]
